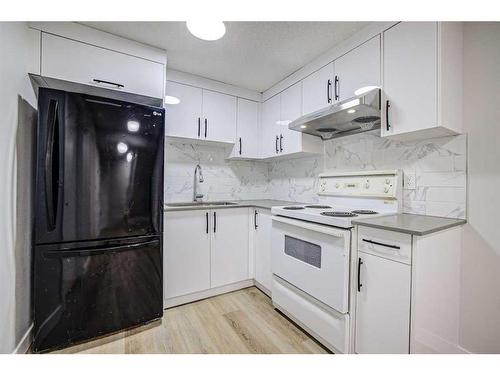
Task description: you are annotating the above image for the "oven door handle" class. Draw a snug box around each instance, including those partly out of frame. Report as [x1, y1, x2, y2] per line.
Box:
[271, 215, 346, 238]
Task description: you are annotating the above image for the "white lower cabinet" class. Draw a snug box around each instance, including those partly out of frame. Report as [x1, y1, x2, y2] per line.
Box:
[164, 207, 250, 305]
[164, 210, 211, 300]
[355, 251, 411, 354]
[253, 208, 273, 293]
[210, 208, 250, 288]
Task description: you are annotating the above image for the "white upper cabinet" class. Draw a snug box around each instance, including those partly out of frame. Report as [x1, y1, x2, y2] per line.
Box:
[41, 33, 164, 99]
[335, 36, 381, 101]
[210, 208, 250, 288]
[261, 94, 281, 158]
[230, 98, 260, 159]
[279, 82, 302, 155]
[302, 62, 334, 115]
[382, 22, 463, 140]
[202, 90, 237, 143]
[165, 81, 202, 139]
[164, 80, 237, 144]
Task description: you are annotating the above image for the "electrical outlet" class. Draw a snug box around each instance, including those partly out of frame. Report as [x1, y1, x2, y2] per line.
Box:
[404, 173, 416, 190]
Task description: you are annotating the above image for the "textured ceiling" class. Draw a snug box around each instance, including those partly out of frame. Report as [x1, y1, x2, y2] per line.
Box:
[82, 21, 369, 92]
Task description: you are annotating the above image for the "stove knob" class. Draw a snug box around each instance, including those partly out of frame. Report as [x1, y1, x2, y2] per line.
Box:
[335, 183, 340, 189]
[365, 181, 370, 189]
[385, 178, 391, 184]
[384, 186, 390, 193]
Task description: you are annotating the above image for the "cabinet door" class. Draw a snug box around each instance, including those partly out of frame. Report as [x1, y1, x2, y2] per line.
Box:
[355, 252, 411, 354]
[382, 22, 437, 136]
[164, 211, 210, 300]
[202, 90, 237, 143]
[279, 82, 302, 155]
[335, 36, 380, 102]
[41, 33, 164, 99]
[210, 208, 249, 288]
[302, 62, 334, 115]
[254, 209, 273, 293]
[165, 81, 203, 139]
[232, 98, 260, 158]
[261, 95, 281, 158]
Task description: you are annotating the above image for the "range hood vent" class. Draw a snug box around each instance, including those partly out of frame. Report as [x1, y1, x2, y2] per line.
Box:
[289, 87, 381, 140]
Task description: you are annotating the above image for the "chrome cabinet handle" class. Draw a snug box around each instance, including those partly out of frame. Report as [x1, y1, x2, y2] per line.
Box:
[334, 76, 339, 101]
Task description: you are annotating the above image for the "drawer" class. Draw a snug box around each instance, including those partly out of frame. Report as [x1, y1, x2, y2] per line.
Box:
[357, 226, 412, 264]
[272, 276, 348, 353]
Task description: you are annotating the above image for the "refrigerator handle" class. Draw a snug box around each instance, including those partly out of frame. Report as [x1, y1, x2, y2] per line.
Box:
[44, 239, 160, 258]
[44, 99, 61, 231]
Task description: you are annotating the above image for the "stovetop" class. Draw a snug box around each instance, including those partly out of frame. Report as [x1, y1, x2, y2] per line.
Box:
[271, 204, 389, 229]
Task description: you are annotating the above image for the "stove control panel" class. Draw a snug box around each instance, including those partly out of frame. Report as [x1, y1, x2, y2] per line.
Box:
[318, 170, 401, 199]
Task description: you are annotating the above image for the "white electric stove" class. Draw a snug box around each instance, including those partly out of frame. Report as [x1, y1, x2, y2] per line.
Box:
[270, 170, 402, 354]
[272, 169, 403, 228]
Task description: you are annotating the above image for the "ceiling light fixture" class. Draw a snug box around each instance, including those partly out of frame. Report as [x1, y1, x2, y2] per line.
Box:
[186, 21, 226, 41]
[347, 109, 356, 114]
[164, 95, 180, 105]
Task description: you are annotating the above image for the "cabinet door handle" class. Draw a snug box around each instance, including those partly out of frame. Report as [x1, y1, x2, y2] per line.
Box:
[204, 118, 208, 138]
[279, 134, 283, 153]
[206, 212, 209, 234]
[92, 78, 124, 88]
[239, 137, 242, 155]
[385, 100, 391, 131]
[198, 117, 201, 137]
[213, 211, 217, 233]
[254, 210, 258, 230]
[327, 79, 332, 103]
[275, 136, 279, 154]
[362, 238, 400, 250]
[357, 257, 363, 292]
[334, 75, 339, 101]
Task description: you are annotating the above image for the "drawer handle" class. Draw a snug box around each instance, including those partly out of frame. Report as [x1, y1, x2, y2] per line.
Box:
[92, 79, 124, 88]
[362, 238, 400, 250]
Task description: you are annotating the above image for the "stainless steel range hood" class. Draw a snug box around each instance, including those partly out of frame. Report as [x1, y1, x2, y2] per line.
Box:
[289, 87, 381, 140]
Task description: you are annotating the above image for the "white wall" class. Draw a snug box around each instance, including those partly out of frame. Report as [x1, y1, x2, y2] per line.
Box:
[459, 22, 500, 354]
[0, 22, 37, 353]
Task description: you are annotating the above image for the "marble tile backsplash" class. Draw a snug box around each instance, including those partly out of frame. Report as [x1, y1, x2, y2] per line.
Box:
[164, 131, 467, 219]
[164, 140, 271, 203]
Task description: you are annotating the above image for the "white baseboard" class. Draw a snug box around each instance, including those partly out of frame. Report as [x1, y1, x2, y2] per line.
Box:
[412, 328, 471, 354]
[164, 279, 254, 308]
[12, 323, 33, 354]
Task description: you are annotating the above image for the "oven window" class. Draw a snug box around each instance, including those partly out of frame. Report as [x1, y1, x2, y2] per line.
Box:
[284, 235, 321, 268]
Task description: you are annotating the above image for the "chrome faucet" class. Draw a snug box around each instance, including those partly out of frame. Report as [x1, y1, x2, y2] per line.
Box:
[193, 164, 204, 202]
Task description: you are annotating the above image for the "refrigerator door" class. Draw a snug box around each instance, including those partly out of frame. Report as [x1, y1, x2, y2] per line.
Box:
[32, 236, 163, 352]
[35, 88, 164, 245]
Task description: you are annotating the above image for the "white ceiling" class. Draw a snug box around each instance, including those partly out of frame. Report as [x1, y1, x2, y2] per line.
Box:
[82, 22, 369, 92]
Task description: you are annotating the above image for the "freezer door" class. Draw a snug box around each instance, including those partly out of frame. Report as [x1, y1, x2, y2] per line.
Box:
[35, 88, 164, 244]
[32, 237, 163, 352]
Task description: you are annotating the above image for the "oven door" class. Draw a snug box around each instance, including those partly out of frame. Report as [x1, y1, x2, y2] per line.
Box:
[271, 215, 350, 313]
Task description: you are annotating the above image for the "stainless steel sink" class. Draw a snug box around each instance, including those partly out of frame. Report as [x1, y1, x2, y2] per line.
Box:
[166, 201, 237, 207]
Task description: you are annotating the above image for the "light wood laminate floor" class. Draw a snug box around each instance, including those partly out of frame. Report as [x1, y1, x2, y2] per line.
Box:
[50, 287, 330, 354]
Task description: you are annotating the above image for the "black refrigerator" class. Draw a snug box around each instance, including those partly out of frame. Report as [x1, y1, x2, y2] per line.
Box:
[32, 88, 164, 352]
